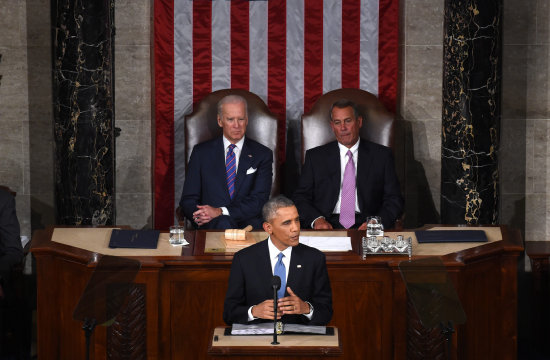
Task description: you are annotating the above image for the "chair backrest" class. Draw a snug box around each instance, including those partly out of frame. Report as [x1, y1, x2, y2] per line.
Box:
[301, 88, 394, 162]
[184, 89, 280, 196]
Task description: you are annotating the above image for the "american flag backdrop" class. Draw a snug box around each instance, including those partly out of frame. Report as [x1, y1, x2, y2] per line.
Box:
[153, 0, 399, 230]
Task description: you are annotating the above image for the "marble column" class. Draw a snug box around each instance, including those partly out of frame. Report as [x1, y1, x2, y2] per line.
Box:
[52, 0, 115, 225]
[441, 0, 502, 224]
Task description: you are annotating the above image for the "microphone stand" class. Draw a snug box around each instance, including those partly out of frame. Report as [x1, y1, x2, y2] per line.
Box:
[271, 284, 279, 345]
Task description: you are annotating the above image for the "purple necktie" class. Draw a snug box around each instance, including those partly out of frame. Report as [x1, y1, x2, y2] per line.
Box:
[339, 150, 355, 229]
[225, 144, 237, 199]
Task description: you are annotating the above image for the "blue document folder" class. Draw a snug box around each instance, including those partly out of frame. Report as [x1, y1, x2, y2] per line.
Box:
[108, 229, 160, 249]
[415, 230, 488, 243]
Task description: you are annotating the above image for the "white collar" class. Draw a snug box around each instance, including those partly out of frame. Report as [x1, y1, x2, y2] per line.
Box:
[267, 236, 293, 259]
[337, 139, 360, 156]
[223, 136, 245, 151]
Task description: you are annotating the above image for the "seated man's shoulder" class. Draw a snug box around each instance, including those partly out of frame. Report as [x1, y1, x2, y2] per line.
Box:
[305, 141, 338, 157]
[0, 188, 14, 204]
[194, 137, 220, 151]
[245, 138, 272, 155]
[361, 138, 392, 154]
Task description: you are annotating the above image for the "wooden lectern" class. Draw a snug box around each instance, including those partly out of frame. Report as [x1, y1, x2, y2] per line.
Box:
[208, 326, 342, 359]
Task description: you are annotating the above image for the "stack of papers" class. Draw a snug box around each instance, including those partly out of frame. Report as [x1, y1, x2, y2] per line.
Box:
[299, 236, 352, 252]
[231, 323, 326, 335]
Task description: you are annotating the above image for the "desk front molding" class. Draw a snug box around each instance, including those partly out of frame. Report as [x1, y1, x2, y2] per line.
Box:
[31, 225, 523, 360]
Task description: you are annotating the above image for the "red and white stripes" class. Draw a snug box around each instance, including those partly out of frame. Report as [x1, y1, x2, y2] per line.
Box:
[154, 0, 398, 230]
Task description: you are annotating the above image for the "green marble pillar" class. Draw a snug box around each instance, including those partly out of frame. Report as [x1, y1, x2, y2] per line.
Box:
[441, 0, 502, 224]
[52, 0, 115, 225]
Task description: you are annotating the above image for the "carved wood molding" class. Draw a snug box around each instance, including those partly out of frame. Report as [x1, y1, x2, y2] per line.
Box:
[107, 284, 147, 360]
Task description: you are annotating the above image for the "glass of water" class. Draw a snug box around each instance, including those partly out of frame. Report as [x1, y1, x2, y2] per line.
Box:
[381, 236, 394, 252]
[395, 235, 408, 253]
[366, 216, 384, 237]
[169, 225, 185, 245]
[367, 236, 381, 253]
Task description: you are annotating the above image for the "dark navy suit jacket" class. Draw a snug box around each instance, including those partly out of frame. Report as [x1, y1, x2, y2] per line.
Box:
[223, 240, 333, 326]
[0, 189, 22, 280]
[179, 136, 273, 229]
[293, 139, 403, 229]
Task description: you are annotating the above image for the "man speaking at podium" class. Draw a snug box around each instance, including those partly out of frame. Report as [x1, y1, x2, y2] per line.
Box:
[223, 196, 332, 325]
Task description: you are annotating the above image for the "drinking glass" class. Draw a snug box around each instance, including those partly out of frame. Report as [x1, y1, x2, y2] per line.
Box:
[395, 235, 408, 252]
[381, 236, 393, 252]
[169, 225, 185, 245]
[366, 216, 384, 237]
[367, 236, 380, 253]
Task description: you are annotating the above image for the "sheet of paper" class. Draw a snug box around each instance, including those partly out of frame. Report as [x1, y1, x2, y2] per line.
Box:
[231, 323, 327, 335]
[299, 236, 352, 251]
[231, 323, 273, 335]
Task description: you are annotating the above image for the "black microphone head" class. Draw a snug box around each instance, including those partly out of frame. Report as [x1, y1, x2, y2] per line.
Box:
[271, 275, 281, 290]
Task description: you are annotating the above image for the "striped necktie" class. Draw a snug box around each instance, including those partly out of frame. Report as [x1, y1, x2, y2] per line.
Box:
[339, 150, 356, 228]
[225, 144, 237, 199]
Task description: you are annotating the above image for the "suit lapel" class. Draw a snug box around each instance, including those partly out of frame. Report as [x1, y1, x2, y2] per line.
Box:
[328, 142, 342, 209]
[357, 139, 374, 211]
[234, 138, 252, 196]
[286, 245, 302, 293]
[259, 240, 274, 298]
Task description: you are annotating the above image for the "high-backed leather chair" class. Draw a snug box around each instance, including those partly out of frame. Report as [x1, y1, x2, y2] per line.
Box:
[301, 88, 394, 162]
[300, 88, 402, 229]
[176, 89, 280, 224]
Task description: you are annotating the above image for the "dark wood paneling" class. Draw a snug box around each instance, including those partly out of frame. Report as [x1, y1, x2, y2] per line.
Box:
[31, 226, 523, 359]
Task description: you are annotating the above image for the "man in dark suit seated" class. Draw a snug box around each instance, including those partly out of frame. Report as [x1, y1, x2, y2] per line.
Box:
[223, 195, 332, 326]
[293, 99, 403, 230]
[179, 95, 273, 230]
[0, 188, 23, 299]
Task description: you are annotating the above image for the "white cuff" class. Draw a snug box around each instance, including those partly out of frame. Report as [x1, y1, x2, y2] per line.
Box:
[247, 306, 257, 321]
[303, 301, 314, 320]
[311, 216, 325, 229]
[221, 207, 229, 216]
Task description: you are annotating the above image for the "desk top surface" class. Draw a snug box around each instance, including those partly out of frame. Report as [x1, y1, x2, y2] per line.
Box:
[31, 225, 523, 266]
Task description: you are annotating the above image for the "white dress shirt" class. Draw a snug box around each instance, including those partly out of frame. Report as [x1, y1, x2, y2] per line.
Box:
[332, 140, 361, 214]
[311, 139, 361, 228]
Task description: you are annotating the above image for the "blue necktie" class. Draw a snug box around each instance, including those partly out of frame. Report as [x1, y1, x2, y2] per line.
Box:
[225, 144, 236, 199]
[274, 252, 286, 299]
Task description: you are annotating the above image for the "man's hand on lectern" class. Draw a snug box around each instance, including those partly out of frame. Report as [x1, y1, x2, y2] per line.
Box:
[251, 299, 282, 320]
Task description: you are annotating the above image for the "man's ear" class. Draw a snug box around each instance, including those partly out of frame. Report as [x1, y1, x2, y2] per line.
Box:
[262, 222, 272, 234]
[357, 115, 363, 127]
[217, 114, 223, 127]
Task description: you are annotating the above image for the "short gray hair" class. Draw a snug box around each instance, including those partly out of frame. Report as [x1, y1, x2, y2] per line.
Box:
[329, 99, 360, 120]
[217, 94, 248, 117]
[262, 195, 296, 222]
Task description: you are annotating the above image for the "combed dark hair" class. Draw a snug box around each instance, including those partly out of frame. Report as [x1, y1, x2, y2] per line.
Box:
[217, 94, 248, 117]
[329, 99, 360, 120]
[262, 195, 295, 222]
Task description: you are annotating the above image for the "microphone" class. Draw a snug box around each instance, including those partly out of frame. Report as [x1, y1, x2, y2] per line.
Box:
[271, 276, 281, 345]
[271, 275, 281, 291]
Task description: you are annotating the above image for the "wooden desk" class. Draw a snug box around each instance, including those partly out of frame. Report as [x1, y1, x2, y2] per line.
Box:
[31, 226, 523, 360]
[525, 241, 550, 355]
